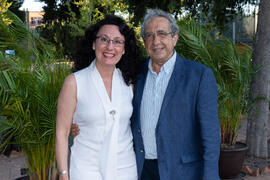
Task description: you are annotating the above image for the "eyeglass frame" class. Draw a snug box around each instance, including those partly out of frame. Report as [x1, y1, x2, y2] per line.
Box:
[96, 35, 125, 47]
[143, 30, 174, 41]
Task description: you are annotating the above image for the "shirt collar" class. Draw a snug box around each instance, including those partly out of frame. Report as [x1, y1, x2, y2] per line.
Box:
[148, 51, 176, 74]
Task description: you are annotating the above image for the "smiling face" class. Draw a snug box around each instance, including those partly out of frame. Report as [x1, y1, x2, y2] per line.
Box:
[93, 25, 125, 68]
[144, 17, 178, 65]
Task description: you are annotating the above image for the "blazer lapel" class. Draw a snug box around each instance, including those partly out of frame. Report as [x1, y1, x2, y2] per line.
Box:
[158, 55, 185, 121]
[133, 59, 149, 127]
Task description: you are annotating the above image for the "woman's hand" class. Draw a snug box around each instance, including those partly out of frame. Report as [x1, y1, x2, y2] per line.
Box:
[59, 173, 69, 180]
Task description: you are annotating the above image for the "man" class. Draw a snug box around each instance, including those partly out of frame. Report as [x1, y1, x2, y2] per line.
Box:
[72, 9, 220, 180]
[131, 9, 220, 180]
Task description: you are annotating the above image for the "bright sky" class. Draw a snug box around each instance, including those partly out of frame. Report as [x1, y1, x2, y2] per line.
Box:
[19, 0, 46, 11]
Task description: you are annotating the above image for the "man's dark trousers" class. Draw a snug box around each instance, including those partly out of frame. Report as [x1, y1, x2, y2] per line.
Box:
[141, 159, 160, 180]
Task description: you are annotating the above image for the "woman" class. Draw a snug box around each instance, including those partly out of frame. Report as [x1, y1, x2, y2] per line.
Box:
[55, 15, 143, 180]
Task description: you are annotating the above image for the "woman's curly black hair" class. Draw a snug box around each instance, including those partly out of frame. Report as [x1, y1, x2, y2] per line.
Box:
[73, 15, 144, 85]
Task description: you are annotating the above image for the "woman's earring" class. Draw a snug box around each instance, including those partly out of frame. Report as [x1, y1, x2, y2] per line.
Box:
[122, 51, 125, 55]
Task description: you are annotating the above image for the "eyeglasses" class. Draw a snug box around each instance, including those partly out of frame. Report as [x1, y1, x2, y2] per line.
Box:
[143, 31, 173, 41]
[96, 35, 125, 47]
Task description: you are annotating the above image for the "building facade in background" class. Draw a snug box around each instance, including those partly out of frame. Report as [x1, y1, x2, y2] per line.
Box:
[20, 0, 45, 29]
[25, 10, 44, 29]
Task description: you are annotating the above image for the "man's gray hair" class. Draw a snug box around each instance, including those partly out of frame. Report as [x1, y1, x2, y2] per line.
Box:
[140, 9, 179, 38]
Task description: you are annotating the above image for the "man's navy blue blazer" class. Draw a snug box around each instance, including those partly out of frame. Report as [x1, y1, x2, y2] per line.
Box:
[131, 54, 220, 180]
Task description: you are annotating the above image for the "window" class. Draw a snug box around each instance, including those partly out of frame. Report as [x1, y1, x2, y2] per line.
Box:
[31, 17, 43, 25]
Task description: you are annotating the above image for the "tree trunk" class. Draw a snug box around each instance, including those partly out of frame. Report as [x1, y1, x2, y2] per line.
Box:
[246, 0, 270, 158]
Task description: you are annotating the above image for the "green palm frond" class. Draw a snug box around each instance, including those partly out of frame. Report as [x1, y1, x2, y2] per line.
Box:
[177, 19, 254, 146]
[0, 11, 71, 179]
[0, 10, 58, 65]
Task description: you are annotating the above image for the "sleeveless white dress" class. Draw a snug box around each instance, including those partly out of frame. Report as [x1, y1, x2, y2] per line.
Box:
[69, 60, 137, 180]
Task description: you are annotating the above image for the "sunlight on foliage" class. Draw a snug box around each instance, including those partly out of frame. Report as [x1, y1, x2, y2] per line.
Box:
[0, 0, 12, 25]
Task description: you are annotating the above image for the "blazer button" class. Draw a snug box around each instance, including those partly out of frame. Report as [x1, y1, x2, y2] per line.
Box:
[138, 129, 141, 133]
[140, 149, 144, 153]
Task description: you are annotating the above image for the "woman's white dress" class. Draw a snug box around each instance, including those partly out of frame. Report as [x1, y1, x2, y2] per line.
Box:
[69, 60, 137, 180]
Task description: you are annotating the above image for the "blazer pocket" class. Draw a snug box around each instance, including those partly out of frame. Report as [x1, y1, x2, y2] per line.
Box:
[180, 153, 202, 164]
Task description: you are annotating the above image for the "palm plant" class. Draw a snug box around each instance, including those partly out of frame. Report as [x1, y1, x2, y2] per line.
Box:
[0, 11, 71, 180]
[0, 10, 59, 63]
[176, 19, 254, 147]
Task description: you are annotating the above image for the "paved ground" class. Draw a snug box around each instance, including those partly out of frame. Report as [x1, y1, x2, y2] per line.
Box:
[246, 175, 270, 180]
[234, 113, 270, 180]
[0, 152, 27, 180]
[0, 114, 269, 180]
[245, 173, 270, 180]
[2, 154, 270, 180]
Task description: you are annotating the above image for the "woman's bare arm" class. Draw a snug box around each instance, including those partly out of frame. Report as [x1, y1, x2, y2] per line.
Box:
[55, 74, 77, 180]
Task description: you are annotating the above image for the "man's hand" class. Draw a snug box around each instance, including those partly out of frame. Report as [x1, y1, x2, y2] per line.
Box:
[71, 123, 80, 137]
